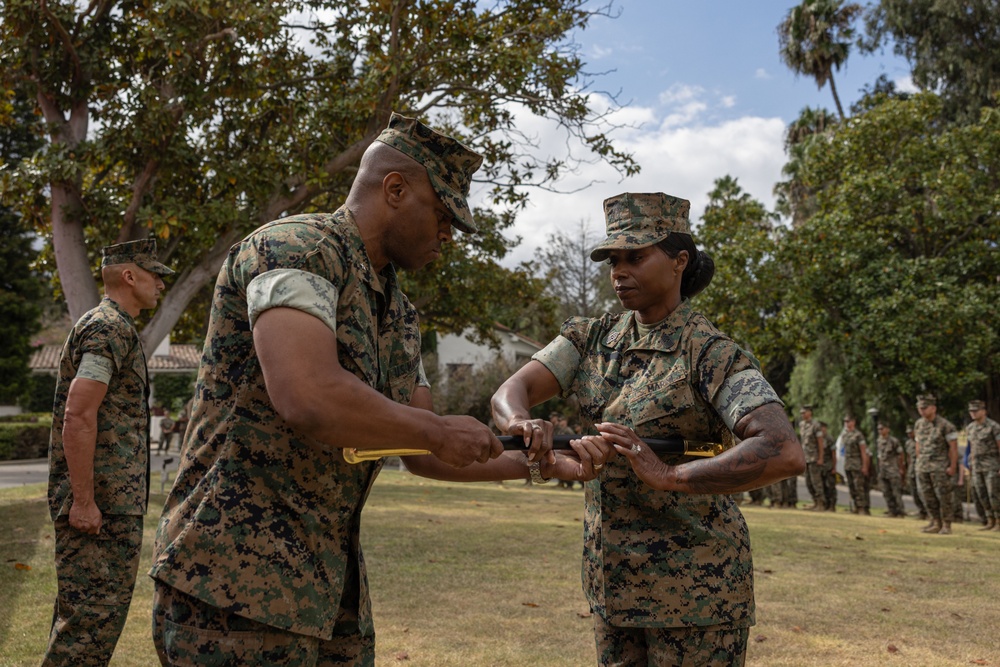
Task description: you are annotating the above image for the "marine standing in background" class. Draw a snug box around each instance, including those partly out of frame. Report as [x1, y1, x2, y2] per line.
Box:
[819, 421, 837, 511]
[799, 405, 826, 510]
[914, 394, 959, 535]
[43, 240, 172, 666]
[841, 415, 871, 515]
[903, 427, 926, 520]
[966, 399, 1000, 531]
[875, 423, 906, 517]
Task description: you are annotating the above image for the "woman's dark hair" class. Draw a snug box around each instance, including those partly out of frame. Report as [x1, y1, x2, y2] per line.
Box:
[655, 234, 714, 298]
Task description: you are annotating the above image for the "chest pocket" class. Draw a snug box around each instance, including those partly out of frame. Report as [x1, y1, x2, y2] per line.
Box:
[576, 366, 614, 424]
[626, 362, 694, 435]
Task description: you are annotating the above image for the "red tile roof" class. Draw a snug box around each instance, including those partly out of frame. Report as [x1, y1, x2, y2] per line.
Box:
[30, 344, 202, 373]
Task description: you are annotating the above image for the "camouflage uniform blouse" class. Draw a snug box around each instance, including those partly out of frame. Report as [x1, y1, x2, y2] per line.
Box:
[876, 435, 903, 480]
[914, 416, 959, 473]
[967, 418, 1000, 470]
[533, 300, 781, 629]
[151, 207, 422, 640]
[48, 297, 150, 519]
[841, 430, 867, 472]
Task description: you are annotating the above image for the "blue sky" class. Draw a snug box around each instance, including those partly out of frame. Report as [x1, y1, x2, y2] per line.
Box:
[492, 0, 915, 265]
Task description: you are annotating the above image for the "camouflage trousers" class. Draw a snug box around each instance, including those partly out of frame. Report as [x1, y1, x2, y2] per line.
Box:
[41, 514, 143, 667]
[845, 470, 870, 511]
[593, 614, 748, 667]
[152, 581, 374, 666]
[804, 463, 826, 508]
[917, 469, 954, 523]
[906, 466, 927, 516]
[971, 464, 1000, 520]
[821, 465, 838, 510]
[878, 474, 905, 516]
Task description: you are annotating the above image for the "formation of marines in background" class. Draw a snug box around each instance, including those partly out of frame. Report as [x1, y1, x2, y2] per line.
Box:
[743, 394, 1000, 536]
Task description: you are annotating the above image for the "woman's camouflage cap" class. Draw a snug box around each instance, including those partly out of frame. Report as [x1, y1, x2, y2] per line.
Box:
[590, 192, 691, 261]
[101, 239, 174, 276]
[375, 112, 484, 234]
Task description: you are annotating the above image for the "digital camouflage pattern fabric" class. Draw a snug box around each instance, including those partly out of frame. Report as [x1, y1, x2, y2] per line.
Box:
[534, 299, 782, 629]
[876, 434, 905, 516]
[799, 418, 826, 509]
[45, 295, 150, 666]
[967, 417, 1000, 521]
[914, 415, 959, 524]
[914, 415, 959, 473]
[43, 516, 143, 666]
[594, 613, 749, 667]
[151, 207, 423, 643]
[375, 112, 483, 234]
[48, 296, 151, 519]
[590, 193, 692, 261]
[100, 238, 174, 276]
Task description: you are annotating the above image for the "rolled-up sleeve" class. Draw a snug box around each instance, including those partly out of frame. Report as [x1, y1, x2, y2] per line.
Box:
[532, 335, 581, 394]
[247, 268, 339, 332]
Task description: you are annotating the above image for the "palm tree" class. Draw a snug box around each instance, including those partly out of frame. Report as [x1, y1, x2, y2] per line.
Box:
[778, 0, 862, 121]
[774, 106, 840, 226]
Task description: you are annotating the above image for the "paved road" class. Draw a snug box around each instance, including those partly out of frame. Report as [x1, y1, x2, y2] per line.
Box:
[0, 459, 979, 519]
[0, 450, 182, 491]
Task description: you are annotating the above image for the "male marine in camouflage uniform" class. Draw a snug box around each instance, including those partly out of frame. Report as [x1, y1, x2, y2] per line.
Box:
[44, 240, 172, 666]
[914, 394, 959, 534]
[966, 399, 1000, 531]
[875, 423, 906, 517]
[150, 113, 502, 666]
[799, 405, 827, 510]
[841, 415, 871, 515]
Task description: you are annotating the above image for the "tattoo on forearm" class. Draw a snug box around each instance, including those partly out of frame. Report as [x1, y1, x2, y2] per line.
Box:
[680, 404, 792, 494]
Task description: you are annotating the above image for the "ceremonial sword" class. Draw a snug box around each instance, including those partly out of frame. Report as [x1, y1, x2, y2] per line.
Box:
[343, 434, 725, 464]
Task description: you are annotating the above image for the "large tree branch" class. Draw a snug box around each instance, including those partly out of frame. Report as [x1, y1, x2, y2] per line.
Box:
[40, 0, 83, 85]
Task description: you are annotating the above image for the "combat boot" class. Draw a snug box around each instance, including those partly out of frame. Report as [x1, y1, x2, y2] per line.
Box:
[938, 522, 952, 535]
[860, 508, 871, 516]
[978, 518, 995, 531]
[921, 519, 941, 534]
[992, 521, 1000, 532]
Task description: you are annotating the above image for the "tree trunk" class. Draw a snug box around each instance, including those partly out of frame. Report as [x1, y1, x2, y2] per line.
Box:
[829, 74, 846, 121]
[139, 228, 245, 353]
[42, 96, 99, 323]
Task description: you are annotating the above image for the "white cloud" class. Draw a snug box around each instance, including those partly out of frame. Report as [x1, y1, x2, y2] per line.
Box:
[755, 68, 772, 80]
[474, 98, 788, 268]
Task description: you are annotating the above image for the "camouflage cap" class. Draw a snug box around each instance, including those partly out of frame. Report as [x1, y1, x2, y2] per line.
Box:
[842, 414, 855, 422]
[877, 422, 890, 429]
[101, 239, 173, 276]
[590, 192, 691, 262]
[375, 112, 484, 234]
[916, 394, 936, 408]
[968, 399, 986, 411]
[800, 405, 813, 413]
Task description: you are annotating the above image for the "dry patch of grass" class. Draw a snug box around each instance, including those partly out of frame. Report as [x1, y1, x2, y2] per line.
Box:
[1, 471, 998, 666]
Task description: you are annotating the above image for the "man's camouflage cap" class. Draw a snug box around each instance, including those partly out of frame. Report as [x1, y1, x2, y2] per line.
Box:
[800, 405, 813, 413]
[590, 192, 691, 262]
[375, 112, 484, 234]
[101, 239, 173, 276]
[916, 394, 936, 408]
[968, 399, 986, 411]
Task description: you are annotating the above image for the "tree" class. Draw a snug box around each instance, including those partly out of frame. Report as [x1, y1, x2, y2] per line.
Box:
[778, 0, 863, 121]
[863, 0, 1000, 123]
[696, 176, 795, 396]
[541, 219, 617, 325]
[781, 93, 1000, 417]
[1, 0, 637, 350]
[773, 105, 839, 227]
[0, 93, 45, 404]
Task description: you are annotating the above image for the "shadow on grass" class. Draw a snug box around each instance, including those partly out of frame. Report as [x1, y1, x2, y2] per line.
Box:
[0, 495, 52, 651]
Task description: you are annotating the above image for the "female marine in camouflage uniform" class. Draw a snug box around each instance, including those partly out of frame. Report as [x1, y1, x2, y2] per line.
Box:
[491, 193, 804, 667]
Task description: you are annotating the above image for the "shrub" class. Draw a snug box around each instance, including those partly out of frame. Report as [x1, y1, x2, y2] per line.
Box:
[0, 420, 50, 460]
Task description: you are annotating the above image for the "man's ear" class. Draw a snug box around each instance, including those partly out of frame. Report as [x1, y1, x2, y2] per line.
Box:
[121, 267, 137, 286]
[383, 171, 407, 207]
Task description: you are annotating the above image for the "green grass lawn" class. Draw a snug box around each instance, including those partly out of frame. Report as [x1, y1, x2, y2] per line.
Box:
[1, 470, 998, 666]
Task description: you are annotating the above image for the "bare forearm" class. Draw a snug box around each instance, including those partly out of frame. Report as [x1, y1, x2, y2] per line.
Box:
[63, 413, 97, 505]
[404, 451, 530, 481]
[669, 403, 804, 494]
